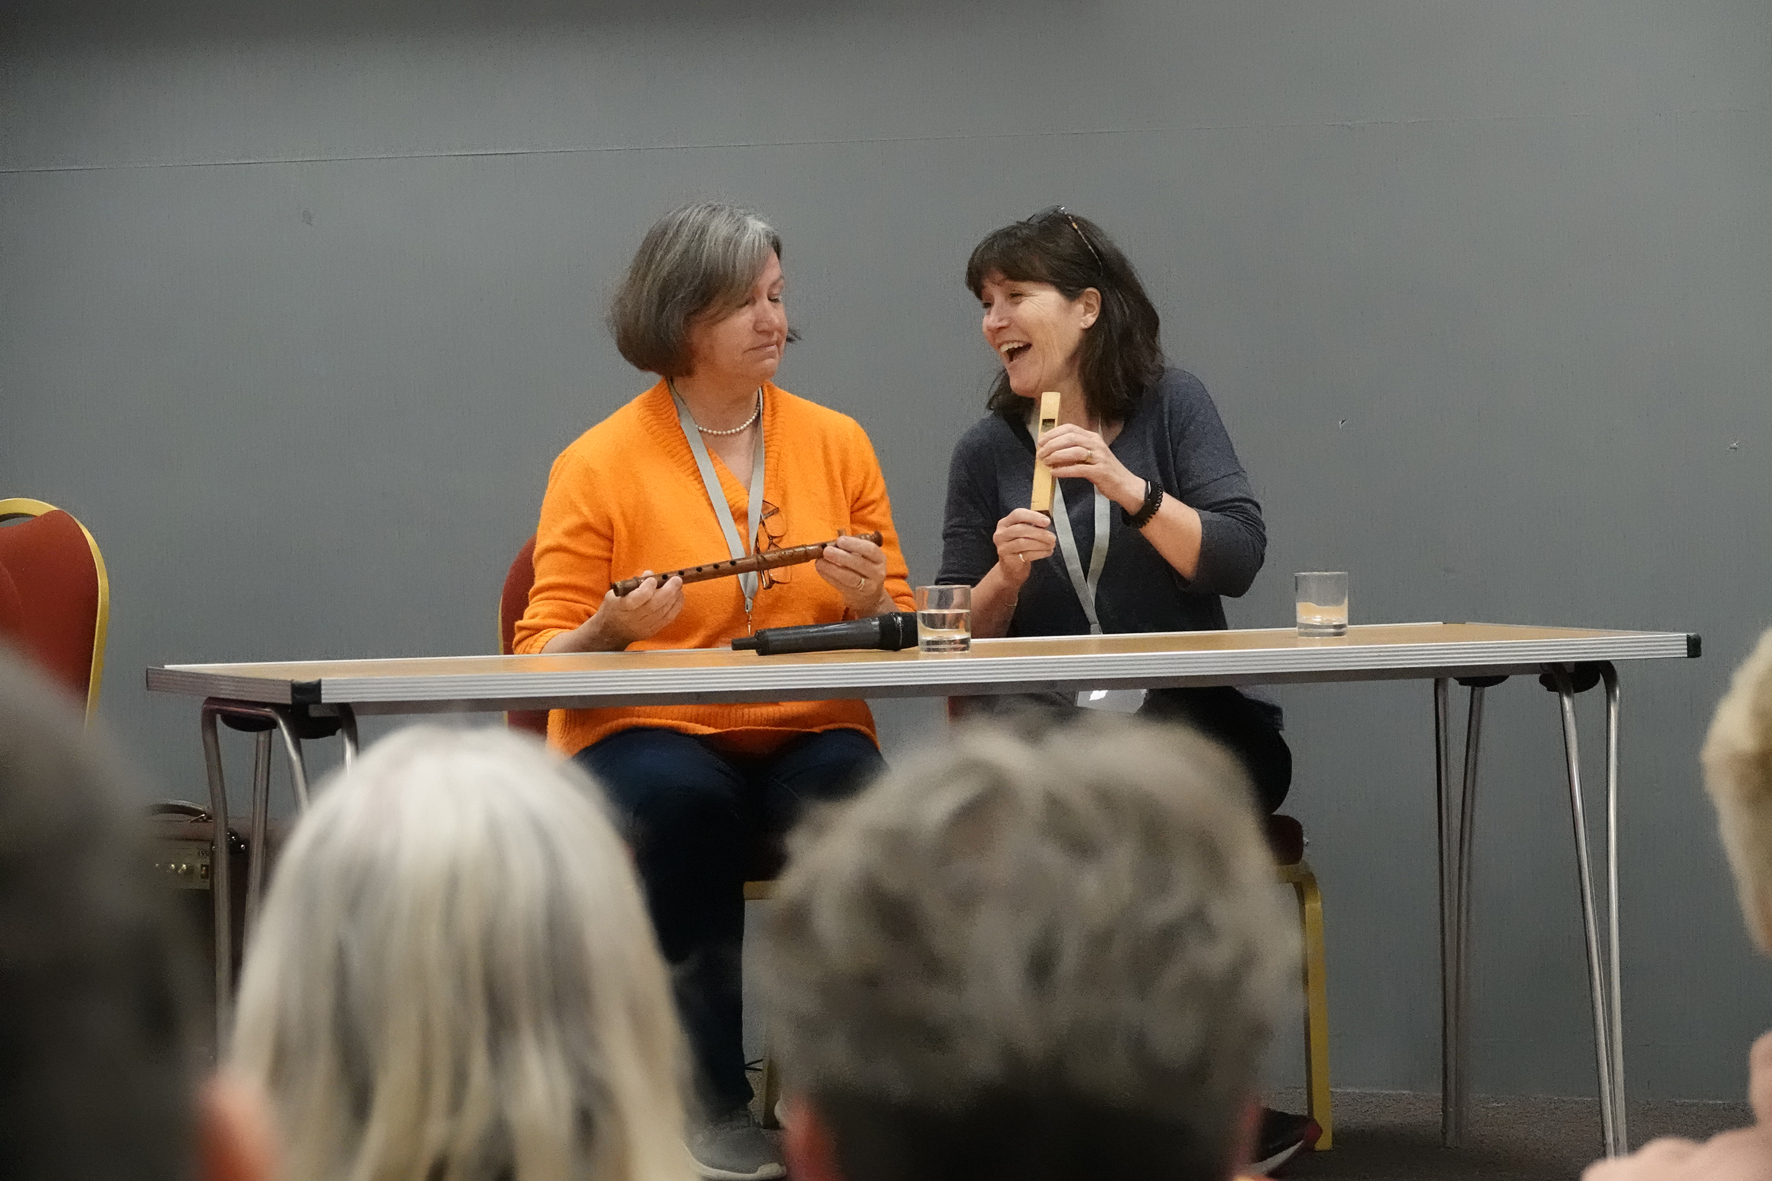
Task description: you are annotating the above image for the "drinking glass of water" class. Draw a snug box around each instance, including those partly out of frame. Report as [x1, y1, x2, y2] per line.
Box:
[915, 584, 972, 654]
[1295, 571, 1349, 638]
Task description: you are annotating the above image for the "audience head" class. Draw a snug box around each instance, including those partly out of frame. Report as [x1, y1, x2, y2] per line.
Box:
[765, 717, 1296, 1181]
[1703, 625, 1772, 951]
[0, 648, 270, 1181]
[231, 726, 692, 1181]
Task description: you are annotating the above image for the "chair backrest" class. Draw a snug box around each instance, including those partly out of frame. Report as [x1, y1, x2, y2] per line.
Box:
[498, 535, 550, 737]
[0, 499, 109, 723]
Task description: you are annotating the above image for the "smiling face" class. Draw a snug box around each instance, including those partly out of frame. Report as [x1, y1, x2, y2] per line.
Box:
[684, 252, 789, 388]
[978, 273, 1101, 399]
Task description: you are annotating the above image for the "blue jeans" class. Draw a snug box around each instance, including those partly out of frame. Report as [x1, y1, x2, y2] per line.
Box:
[576, 726, 884, 1115]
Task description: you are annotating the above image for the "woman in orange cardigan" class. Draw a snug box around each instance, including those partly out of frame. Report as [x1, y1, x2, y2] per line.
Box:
[513, 202, 913, 1181]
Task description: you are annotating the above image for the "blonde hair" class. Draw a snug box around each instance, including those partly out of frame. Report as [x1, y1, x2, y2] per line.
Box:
[230, 727, 692, 1181]
[1703, 626, 1772, 952]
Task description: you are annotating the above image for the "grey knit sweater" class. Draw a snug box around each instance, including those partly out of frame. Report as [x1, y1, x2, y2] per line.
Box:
[937, 367, 1266, 637]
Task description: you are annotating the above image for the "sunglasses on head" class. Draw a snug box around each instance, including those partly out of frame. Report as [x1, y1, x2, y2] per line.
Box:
[1043, 205, 1105, 274]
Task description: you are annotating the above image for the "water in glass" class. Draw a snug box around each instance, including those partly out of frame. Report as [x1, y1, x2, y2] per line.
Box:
[1295, 602, 1348, 638]
[918, 609, 971, 653]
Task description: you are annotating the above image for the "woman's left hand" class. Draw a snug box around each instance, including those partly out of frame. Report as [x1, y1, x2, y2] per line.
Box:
[1035, 423, 1144, 510]
[816, 533, 892, 614]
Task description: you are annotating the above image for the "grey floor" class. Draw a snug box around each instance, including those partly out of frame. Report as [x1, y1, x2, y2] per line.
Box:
[1268, 1088, 1751, 1180]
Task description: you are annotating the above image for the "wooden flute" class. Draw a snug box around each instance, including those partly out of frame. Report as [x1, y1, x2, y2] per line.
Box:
[610, 531, 884, 597]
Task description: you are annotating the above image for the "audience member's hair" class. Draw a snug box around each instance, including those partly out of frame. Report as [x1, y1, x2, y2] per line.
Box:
[764, 718, 1296, 1181]
[231, 727, 693, 1181]
[0, 648, 197, 1181]
[1703, 625, 1772, 951]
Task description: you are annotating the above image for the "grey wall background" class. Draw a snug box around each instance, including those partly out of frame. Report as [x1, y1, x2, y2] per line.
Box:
[4, 0, 1770, 1104]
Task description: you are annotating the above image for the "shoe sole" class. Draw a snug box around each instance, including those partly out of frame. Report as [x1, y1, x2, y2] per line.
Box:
[1250, 1118, 1322, 1176]
[692, 1162, 786, 1181]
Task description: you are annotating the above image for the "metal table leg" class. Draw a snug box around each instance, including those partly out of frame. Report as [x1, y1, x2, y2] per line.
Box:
[1550, 665, 1623, 1156]
[245, 731, 272, 930]
[199, 702, 234, 1048]
[269, 710, 312, 810]
[194, 697, 333, 1049]
[1452, 683, 1488, 1141]
[1601, 666, 1627, 1154]
[339, 704, 360, 767]
[1437, 677, 1492, 1147]
[1435, 679, 1463, 1145]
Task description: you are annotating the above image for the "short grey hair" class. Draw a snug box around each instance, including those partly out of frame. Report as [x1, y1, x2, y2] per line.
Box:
[611, 201, 788, 377]
[764, 718, 1296, 1180]
[231, 727, 694, 1181]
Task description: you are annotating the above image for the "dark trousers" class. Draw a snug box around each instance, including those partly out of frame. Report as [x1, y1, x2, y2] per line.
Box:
[1142, 686, 1292, 813]
[959, 686, 1292, 813]
[576, 726, 884, 1115]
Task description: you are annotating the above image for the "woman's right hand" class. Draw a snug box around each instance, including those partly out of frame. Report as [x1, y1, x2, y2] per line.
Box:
[592, 574, 684, 648]
[544, 574, 685, 653]
[993, 508, 1057, 583]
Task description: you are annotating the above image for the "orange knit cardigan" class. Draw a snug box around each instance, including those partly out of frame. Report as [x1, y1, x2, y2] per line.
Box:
[512, 381, 915, 757]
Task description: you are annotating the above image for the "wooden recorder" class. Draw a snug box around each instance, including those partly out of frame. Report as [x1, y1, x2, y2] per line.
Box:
[611, 532, 884, 597]
[1030, 390, 1062, 511]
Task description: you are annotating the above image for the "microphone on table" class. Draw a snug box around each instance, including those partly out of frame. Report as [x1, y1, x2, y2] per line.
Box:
[731, 612, 920, 656]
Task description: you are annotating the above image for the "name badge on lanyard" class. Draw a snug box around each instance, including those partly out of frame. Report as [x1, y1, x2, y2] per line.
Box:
[671, 383, 766, 625]
[1037, 423, 1147, 713]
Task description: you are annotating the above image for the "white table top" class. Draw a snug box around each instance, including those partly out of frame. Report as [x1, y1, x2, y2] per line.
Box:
[146, 622, 1698, 716]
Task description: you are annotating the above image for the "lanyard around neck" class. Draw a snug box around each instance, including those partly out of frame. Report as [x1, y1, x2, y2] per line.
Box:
[671, 383, 766, 616]
[1050, 478, 1111, 635]
[1028, 406, 1111, 634]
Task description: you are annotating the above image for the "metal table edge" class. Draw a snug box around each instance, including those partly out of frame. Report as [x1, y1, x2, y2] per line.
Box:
[145, 627, 1698, 706]
[272, 629, 1698, 706]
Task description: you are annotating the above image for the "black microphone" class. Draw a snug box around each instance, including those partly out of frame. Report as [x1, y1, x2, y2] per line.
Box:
[731, 612, 919, 656]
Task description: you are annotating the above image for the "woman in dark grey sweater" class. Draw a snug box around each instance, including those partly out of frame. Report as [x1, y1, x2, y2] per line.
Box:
[937, 207, 1292, 816]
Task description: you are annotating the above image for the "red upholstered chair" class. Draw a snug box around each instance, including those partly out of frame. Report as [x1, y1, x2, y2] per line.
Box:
[0, 498, 110, 723]
[498, 535, 551, 738]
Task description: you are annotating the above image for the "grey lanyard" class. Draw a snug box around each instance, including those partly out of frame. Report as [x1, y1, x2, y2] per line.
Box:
[670, 383, 766, 617]
[1049, 478, 1111, 635]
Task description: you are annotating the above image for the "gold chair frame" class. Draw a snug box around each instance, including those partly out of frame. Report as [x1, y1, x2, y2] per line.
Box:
[1279, 857, 1334, 1149]
[0, 497, 111, 723]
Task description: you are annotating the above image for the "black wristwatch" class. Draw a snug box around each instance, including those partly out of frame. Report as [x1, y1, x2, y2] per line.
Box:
[1121, 478, 1164, 529]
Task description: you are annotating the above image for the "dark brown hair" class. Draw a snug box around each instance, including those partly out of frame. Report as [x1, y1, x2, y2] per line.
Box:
[609, 201, 797, 378]
[0, 649, 197, 1181]
[964, 208, 1164, 424]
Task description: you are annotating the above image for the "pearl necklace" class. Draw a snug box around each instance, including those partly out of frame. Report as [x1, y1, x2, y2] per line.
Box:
[682, 387, 763, 436]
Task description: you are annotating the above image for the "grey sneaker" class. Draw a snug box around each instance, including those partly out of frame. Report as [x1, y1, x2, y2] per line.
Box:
[688, 1110, 785, 1181]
